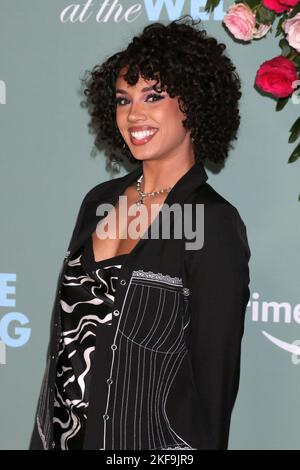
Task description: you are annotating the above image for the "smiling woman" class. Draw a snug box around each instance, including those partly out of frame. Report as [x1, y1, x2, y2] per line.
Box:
[114, 70, 190, 158]
[80, 14, 242, 169]
[29, 14, 251, 451]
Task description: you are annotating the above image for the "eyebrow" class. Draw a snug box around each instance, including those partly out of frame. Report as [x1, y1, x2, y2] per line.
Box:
[115, 85, 159, 95]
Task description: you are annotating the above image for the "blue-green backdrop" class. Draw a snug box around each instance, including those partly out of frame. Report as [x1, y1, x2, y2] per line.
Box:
[0, 0, 299, 450]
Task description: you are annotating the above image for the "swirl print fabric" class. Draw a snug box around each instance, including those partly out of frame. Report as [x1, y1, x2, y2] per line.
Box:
[52, 237, 128, 450]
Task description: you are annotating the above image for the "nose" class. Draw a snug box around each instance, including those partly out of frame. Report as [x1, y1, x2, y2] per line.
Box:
[127, 101, 147, 121]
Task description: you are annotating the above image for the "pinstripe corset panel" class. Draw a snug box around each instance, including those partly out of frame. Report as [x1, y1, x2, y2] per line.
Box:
[119, 270, 187, 353]
[101, 269, 196, 450]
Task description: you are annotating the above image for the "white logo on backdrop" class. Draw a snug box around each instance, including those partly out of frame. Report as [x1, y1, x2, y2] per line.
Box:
[0, 274, 31, 365]
[59, 0, 226, 23]
[0, 80, 6, 105]
[249, 292, 300, 365]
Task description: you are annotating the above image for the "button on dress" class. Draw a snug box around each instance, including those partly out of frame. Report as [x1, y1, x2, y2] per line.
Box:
[52, 236, 128, 450]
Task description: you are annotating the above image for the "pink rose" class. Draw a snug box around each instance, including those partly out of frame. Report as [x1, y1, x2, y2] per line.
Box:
[283, 12, 300, 52]
[255, 56, 298, 98]
[262, 0, 290, 13]
[253, 23, 272, 39]
[223, 4, 256, 41]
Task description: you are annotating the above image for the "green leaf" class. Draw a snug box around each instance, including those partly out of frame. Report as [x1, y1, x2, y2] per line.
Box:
[288, 116, 300, 143]
[279, 38, 292, 56]
[276, 97, 289, 111]
[242, 0, 261, 8]
[287, 3, 300, 19]
[203, 0, 222, 13]
[293, 55, 300, 67]
[275, 16, 286, 38]
[256, 5, 276, 25]
[289, 134, 299, 144]
[288, 143, 300, 163]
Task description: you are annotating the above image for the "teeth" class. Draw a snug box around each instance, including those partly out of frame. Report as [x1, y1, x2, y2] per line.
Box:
[130, 130, 157, 140]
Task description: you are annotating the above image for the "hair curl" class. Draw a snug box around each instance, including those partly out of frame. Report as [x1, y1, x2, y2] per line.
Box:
[80, 14, 242, 169]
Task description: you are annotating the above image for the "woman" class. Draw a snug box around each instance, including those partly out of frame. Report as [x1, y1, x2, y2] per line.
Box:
[29, 15, 251, 450]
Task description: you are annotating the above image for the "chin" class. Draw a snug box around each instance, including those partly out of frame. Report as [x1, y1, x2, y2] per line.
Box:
[131, 154, 153, 161]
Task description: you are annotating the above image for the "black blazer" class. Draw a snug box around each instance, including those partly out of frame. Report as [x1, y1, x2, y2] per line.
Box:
[29, 161, 251, 450]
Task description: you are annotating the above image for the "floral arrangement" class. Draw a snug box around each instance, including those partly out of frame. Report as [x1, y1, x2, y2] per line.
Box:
[204, 0, 300, 200]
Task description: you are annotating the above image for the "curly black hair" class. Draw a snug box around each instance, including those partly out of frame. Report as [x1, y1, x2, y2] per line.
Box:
[80, 14, 242, 169]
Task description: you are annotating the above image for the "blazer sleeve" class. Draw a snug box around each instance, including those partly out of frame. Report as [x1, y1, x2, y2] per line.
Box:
[28, 190, 91, 450]
[185, 203, 251, 450]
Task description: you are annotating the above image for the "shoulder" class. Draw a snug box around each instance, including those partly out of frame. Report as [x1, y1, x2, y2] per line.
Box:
[187, 182, 251, 261]
[194, 182, 248, 230]
[70, 171, 134, 234]
[78, 163, 141, 211]
[194, 181, 237, 209]
[80, 173, 128, 205]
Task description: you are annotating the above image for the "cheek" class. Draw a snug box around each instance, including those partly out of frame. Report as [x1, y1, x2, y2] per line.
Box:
[166, 113, 186, 138]
[115, 108, 124, 121]
[115, 110, 128, 133]
[163, 101, 186, 129]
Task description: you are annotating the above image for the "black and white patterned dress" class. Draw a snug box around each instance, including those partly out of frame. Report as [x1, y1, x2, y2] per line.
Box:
[52, 236, 128, 450]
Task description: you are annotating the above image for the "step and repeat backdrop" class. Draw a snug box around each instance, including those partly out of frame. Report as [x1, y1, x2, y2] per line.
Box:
[0, 0, 299, 450]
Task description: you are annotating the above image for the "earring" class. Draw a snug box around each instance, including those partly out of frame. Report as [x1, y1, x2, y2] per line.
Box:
[112, 159, 120, 171]
[123, 142, 126, 149]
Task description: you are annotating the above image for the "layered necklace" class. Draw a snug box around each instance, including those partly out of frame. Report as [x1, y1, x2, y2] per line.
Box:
[135, 174, 172, 206]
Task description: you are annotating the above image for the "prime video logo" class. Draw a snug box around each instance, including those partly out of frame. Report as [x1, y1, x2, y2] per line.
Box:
[248, 292, 300, 365]
[0, 274, 31, 365]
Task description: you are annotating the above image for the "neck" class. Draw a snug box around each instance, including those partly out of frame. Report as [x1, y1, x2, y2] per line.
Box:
[138, 155, 195, 194]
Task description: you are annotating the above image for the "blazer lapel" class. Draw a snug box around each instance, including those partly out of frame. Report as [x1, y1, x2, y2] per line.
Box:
[66, 161, 208, 260]
[67, 164, 143, 258]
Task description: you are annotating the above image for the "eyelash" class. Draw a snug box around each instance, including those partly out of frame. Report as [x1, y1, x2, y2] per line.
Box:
[115, 93, 164, 106]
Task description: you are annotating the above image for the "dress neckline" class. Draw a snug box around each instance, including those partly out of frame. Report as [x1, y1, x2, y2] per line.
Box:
[84, 235, 129, 268]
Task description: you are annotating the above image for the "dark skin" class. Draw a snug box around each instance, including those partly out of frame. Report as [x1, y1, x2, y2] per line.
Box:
[91, 183, 168, 262]
[91, 68, 195, 262]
